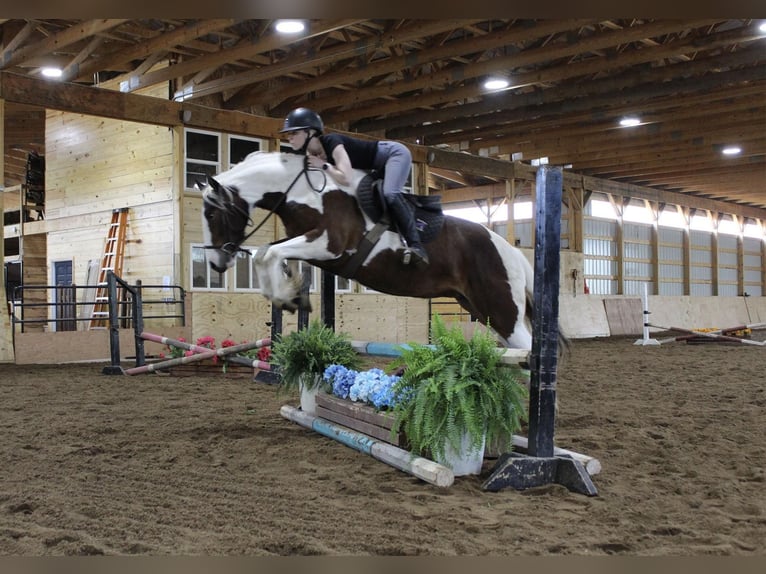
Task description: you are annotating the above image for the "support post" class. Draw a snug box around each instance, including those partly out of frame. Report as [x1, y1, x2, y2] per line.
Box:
[483, 165, 597, 496]
[102, 271, 125, 375]
[297, 266, 311, 330]
[321, 269, 335, 330]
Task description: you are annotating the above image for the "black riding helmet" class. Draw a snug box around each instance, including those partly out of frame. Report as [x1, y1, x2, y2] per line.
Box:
[279, 107, 324, 134]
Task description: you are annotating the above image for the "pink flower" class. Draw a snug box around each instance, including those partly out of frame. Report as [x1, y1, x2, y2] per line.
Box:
[222, 339, 236, 348]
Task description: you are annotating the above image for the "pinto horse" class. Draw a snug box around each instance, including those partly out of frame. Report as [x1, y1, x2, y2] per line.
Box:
[202, 151, 538, 350]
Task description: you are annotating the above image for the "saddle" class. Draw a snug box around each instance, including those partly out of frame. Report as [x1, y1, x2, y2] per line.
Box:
[339, 172, 445, 277]
[356, 172, 444, 243]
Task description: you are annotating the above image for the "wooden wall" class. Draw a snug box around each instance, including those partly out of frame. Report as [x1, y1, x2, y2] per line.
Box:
[45, 83, 176, 291]
[190, 290, 430, 346]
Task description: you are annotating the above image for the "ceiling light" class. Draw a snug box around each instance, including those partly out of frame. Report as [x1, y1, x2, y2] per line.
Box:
[41, 67, 63, 78]
[619, 117, 641, 127]
[275, 20, 305, 34]
[483, 78, 509, 90]
[759, 21, 766, 33]
[722, 146, 742, 156]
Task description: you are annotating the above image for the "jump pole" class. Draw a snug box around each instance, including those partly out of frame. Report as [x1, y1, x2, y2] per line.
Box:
[139, 332, 272, 369]
[126, 337, 272, 375]
[280, 405, 454, 488]
[648, 324, 766, 347]
[634, 282, 660, 346]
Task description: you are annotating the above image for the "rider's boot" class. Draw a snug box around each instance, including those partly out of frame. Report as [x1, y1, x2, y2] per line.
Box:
[386, 193, 429, 267]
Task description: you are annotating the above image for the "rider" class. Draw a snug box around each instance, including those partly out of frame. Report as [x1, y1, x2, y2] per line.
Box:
[279, 107, 429, 267]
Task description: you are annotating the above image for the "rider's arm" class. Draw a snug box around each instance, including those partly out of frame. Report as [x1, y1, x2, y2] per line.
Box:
[325, 144, 353, 186]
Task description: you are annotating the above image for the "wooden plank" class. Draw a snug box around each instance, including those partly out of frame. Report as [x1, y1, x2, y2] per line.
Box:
[317, 393, 396, 429]
[0, 71, 282, 138]
[315, 392, 406, 447]
[603, 297, 643, 336]
[315, 405, 398, 444]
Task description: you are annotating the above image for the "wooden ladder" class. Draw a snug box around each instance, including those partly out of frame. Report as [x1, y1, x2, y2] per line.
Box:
[89, 208, 129, 329]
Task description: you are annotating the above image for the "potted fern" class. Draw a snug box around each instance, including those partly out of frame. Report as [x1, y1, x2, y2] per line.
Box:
[270, 319, 361, 415]
[389, 315, 528, 476]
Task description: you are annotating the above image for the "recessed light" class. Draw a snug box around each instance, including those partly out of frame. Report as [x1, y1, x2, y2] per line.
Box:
[722, 146, 742, 156]
[759, 21, 766, 33]
[484, 78, 509, 90]
[275, 20, 305, 34]
[41, 67, 63, 78]
[619, 117, 641, 127]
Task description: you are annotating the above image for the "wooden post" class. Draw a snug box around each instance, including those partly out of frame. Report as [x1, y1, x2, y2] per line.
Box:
[483, 166, 597, 496]
[321, 269, 335, 330]
[527, 165, 562, 458]
[0, 97, 14, 362]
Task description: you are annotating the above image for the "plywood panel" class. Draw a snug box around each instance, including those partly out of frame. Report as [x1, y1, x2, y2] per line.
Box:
[192, 291, 274, 343]
[603, 297, 643, 336]
[336, 293, 428, 343]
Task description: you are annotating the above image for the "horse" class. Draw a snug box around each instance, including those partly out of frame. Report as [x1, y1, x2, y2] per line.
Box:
[201, 151, 540, 350]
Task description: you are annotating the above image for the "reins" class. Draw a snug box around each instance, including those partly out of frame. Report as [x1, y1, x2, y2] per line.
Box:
[205, 156, 326, 257]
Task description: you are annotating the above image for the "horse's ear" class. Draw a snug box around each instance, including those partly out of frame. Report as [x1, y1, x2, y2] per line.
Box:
[193, 179, 205, 191]
[207, 175, 220, 191]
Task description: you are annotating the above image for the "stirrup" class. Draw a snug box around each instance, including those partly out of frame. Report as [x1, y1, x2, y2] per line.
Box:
[402, 246, 428, 267]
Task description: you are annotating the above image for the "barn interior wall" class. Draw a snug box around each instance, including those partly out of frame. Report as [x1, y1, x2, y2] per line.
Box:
[44, 84, 176, 300]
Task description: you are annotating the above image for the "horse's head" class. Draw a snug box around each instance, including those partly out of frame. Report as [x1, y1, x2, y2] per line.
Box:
[201, 176, 252, 272]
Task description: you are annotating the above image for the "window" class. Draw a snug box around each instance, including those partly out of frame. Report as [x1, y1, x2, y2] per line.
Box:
[185, 129, 266, 190]
[191, 245, 226, 290]
[233, 247, 261, 291]
[185, 129, 220, 189]
[230, 135, 263, 166]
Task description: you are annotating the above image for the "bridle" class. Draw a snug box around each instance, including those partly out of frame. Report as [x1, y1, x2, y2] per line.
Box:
[202, 156, 327, 258]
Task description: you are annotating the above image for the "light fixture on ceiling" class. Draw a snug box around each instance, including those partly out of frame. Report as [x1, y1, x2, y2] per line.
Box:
[759, 21, 766, 33]
[619, 117, 641, 127]
[722, 146, 742, 156]
[40, 67, 63, 79]
[275, 20, 306, 34]
[483, 78, 509, 91]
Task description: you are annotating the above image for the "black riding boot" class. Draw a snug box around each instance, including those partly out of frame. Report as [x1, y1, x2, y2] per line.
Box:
[386, 194, 429, 267]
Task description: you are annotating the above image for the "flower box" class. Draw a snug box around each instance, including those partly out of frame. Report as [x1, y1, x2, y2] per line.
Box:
[315, 392, 406, 448]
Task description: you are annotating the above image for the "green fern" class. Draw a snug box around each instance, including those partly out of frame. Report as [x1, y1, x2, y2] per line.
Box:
[270, 319, 361, 393]
[390, 315, 528, 463]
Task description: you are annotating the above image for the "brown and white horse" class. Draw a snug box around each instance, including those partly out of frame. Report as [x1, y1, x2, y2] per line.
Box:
[201, 151, 537, 349]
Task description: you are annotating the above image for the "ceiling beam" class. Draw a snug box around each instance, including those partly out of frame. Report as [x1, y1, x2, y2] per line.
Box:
[306, 19, 723, 122]
[233, 19, 594, 111]
[121, 19, 365, 94]
[205, 20, 487, 107]
[0, 71, 282, 137]
[1, 19, 129, 69]
[383, 50, 766, 141]
[321, 22, 759, 128]
[65, 19, 238, 82]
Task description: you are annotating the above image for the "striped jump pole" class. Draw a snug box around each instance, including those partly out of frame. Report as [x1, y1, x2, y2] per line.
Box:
[280, 404, 454, 488]
[140, 332, 272, 369]
[649, 324, 766, 347]
[127, 335, 272, 375]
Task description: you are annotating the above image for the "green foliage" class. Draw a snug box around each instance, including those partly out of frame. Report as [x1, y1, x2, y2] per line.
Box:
[270, 319, 361, 393]
[390, 315, 528, 463]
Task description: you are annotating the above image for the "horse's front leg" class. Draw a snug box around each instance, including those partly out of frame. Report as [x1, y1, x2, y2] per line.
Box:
[254, 232, 336, 312]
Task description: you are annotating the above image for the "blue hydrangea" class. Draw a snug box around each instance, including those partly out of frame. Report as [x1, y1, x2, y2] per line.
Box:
[323, 364, 402, 410]
[323, 364, 357, 399]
